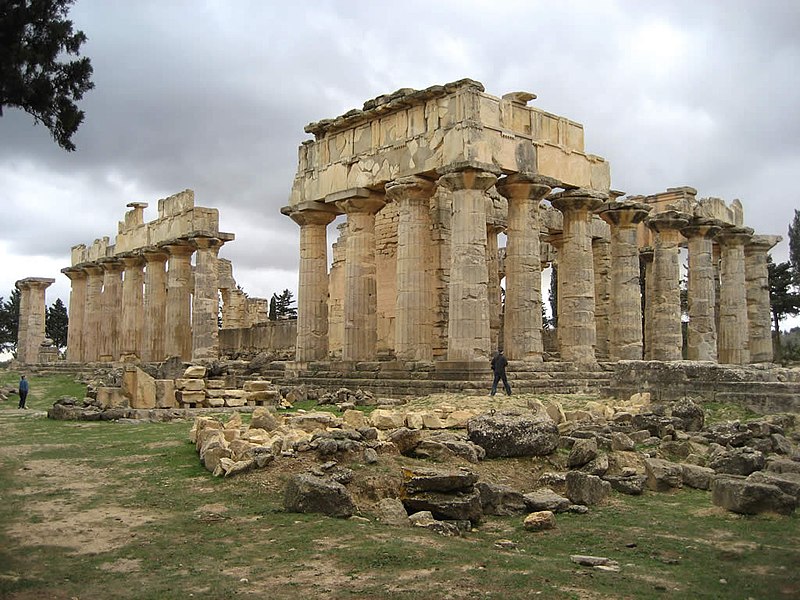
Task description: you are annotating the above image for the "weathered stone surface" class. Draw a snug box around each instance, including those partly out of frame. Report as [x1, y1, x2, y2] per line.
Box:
[370, 409, 406, 430]
[250, 407, 281, 431]
[289, 412, 342, 432]
[767, 459, 800, 475]
[568, 438, 598, 468]
[671, 398, 704, 432]
[523, 488, 571, 513]
[284, 473, 356, 518]
[747, 471, 800, 502]
[680, 463, 716, 490]
[610, 432, 635, 452]
[603, 474, 645, 495]
[243, 380, 272, 392]
[467, 411, 558, 458]
[565, 471, 611, 506]
[184, 365, 207, 379]
[176, 390, 205, 405]
[644, 458, 683, 492]
[387, 427, 422, 455]
[523, 511, 556, 532]
[711, 476, 796, 515]
[402, 467, 478, 494]
[377, 498, 409, 527]
[476, 482, 527, 516]
[343, 409, 367, 429]
[708, 447, 765, 476]
[402, 490, 482, 523]
[175, 378, 206, 391]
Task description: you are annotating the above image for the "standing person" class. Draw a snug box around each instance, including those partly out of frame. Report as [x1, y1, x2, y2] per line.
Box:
[490, 350, 511, 396]
[18, 375, 29, 409]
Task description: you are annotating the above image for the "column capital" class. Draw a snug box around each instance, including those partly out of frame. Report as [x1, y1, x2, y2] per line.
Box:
[285, 205, 338, 227]
[681, 216, 723, 240]
[437, 168, 497, 193]
[192, 236, 224, 251]
[385, 175, 436, 203]
[61, 266, 87, 281]
[746, 234, 782, 254]
[81, 263, 104, 276]
[496, 173, 556, 202]
[549, 188, 607, 213]
[97, 256, 124, 272]
[639, 246, 654, 263]
[596, 201, 652, 228]
[118, 253, 146, 268]
[15, 277, 55, 291]
[336, 193, 385, 215]
[716, 225, 754, 246]
[162, 240, 195, 257]
[645, 210, 690, 236]
[142, 247, 170, 263]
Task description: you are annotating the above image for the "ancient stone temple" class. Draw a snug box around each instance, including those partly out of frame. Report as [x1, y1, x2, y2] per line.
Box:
[61, 190, 235, 364]
[283, 79, 780, 372]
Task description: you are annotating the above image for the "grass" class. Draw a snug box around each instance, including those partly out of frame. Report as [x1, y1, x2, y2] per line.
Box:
[0, 372, 798, 599]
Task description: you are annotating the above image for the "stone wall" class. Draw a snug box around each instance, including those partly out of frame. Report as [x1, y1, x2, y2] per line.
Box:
[219, 320, 297, 358]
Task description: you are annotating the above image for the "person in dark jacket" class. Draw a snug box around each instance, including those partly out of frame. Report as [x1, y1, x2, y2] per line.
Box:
[18, 375, 29, 409]
[490, 350, 511, 396]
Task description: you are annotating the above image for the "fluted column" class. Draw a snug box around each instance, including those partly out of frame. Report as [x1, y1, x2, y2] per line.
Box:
[592, 237, 612, 359]
[142, 249, 169, 362]
[164, 242, 194, 361]
[386, 176, 436, 361]
[487, 223, 502, 353]
[288, 208, 337, 362]
[14, 278, 54, 364]
[98, 258, 123, 362]
[550, 189, 606, 365]
[119, 255, 145, 361]
[597, 201, 652, 360]
[83, 265, 104, 362]
[437, 168, 497, 361]
[639, 249, 654, 359]
[496, 174, 552, 361]
[191, 237, 224, 361]
[337, 194, 385, 361]
[681, 218, 721, 361]
[645, 210, 690, 361]
[61, 268, 87, 362]
[745, 234, 781, 363]
[717, 226, 754, 365]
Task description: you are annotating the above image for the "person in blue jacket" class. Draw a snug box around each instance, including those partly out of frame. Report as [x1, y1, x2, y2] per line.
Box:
[490, 350, 511, 396]
[18, 375, 29, 409]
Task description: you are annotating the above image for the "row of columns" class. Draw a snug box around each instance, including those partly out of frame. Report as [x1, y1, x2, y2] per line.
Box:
[290, 167, 778, 367]
[62, 236, 225, 364]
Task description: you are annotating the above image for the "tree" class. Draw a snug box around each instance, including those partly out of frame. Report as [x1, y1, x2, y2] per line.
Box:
[0, 288, 21, 354]
[268, 295, 277, 321]
[789, 209, 800, 285]
[767, 256, 800, 360]
[273, 289, 297, 319]
[0, 0, 94, 151]
[45, 297, 68, 349]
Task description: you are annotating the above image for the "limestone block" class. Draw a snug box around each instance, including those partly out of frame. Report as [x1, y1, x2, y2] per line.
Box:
[175, 378, 207, 391]
[251, 407, 282, 431]
[128, 367, 156, 409]
[206, 397, 225, 408]
[405, 412, 425, 429]
[421, 412, 446, 430]
[222, 428, 241, 442]
[544, 402, 566, 425]
[442, 410, 478, 429]
[206, 389, 246, 400]
[176, 390, 206, 405]
[241, 428, 272, 444]
[97, 387, 129, 409]
[584, 401, 613, 421]
[206, 379, 227, 389]
[343, 409, 367, 429]
[564, 410, 592, 422]
[523, 511, 556, 532]
[225, 397, 247, 408]
[155, 380, 176, 409]
[246, 390, 279, 403]
[288, 412, 342, 432]
[243, 380, 272, 392]
[184, 365, 207, 379]
[371, 409, 406, 430]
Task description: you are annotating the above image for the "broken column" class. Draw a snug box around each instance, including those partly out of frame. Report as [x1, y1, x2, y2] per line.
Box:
[682, 218, 721, 362]
[14, 277, 55, 364]
[597, 200, 651, 360]
[745, 234, 781, 363]
[550, 189, 606, 365]
[717, 226, 753, 365]
[61, 267, 87, 363]
[645, 210, 689, 361]
[386, 176, 436, 361]
[496, 173, 552, 362]
[437, 167, 497, 362]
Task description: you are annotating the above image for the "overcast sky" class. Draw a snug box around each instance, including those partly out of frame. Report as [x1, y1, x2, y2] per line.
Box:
[1, 0, 798, 329]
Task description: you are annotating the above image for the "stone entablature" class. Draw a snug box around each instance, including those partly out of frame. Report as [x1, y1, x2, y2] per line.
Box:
[62, 190, 235, 364]
[290, 79, 610, 208]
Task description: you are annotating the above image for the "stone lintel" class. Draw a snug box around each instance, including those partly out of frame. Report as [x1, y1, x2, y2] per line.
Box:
[324, 187, 372, 205]
[437, 160, 503, 177]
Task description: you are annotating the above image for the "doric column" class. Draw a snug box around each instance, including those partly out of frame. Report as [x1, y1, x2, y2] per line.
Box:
[592, 236, 612, 359]
[142, 249, 169, 362]
[336, 193, 385, 361]
[437, 168, 497, 361]
[83, 264, 104, 362]
[645, 210, 690, 361]
[550, 189, 607, 365]
[286, 208, 337, 362]
[119, 254, 145, 361]
[14, 277, 54, 364]
[745, 234, 781, 363]
[717, 226, 754, 365]
[639, 248, 654, 359]
[597, 201, 652, 360]
[61, 268, 87, 362]
[191, 237, 224, 361]
[496, 173, 552, 361]
[98, 258, 123, 362]
[163, 242, 194, 361]
[386, 176, 436, 361]
[681, 218, 722, 361]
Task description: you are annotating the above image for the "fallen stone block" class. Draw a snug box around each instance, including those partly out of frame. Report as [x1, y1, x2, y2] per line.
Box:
[711, 476, 796, 515]
[284, 473, 356, 518]
[523, 511, 556, 532]
[467, 411, 558, 458]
